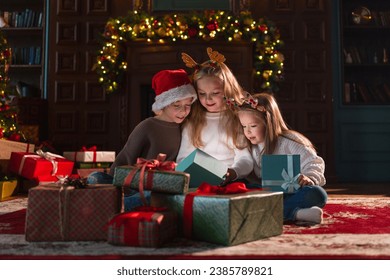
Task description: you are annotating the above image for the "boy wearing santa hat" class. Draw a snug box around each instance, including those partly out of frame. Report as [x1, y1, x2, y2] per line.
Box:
[87, 69, 197, 183]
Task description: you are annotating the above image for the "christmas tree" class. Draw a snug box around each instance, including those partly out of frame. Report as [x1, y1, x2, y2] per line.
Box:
[0, 30, 24, 141]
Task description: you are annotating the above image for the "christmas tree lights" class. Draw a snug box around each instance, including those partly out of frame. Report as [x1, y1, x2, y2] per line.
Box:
[0, 30, 24, 141]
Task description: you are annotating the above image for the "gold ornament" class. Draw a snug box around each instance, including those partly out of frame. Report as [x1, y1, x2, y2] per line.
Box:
[233, 33, 242, 40]
[157, 27, 166, 37]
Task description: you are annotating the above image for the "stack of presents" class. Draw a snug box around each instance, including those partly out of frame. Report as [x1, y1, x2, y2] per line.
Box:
[1, 139, 302, 247]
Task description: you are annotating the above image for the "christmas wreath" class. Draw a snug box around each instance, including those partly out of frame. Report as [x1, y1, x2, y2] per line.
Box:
[96, 10, 284, 94]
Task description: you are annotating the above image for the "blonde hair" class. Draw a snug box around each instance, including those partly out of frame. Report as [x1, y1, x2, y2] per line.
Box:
[184, 60, 247, 149]
[238, 93, 315, 154]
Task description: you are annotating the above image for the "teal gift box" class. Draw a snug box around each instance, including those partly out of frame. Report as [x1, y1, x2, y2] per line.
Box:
[261, 154, 301, 193]
[151, 190, 283, 246]
[113, 165, 190, 194]
[175, 149, 227, 188]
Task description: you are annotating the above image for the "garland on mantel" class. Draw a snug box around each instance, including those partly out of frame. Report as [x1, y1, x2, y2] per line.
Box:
[96, 10, 284, 94]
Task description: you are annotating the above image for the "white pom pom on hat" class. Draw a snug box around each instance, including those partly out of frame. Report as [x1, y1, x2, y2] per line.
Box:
[151, 69, 197, 113]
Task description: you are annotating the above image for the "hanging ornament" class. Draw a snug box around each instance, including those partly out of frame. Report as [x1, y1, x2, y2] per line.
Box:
[157, 27, 166, 37]
[233, 33, 242, 40]
[188, 27, 198, 38]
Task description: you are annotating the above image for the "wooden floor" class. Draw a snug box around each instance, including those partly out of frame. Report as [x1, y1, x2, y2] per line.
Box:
[325, 182, 390, 198]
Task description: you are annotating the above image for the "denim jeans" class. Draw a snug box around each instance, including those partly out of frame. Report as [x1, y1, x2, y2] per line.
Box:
[87, 171, 139, 205]
[283, 185, 328, 221]
[86, 171, 114, 184]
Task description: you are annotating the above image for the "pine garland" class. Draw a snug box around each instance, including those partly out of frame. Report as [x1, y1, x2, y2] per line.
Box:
[96, 10, 284, 94]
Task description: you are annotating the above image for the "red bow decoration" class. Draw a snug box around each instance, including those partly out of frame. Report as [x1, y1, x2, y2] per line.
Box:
[105, 206, 169, 246]
[81, 145, 97, 151]
[123, 153, 176, 205]
[183, 182, 256, 238]
[77, 146, 98, 162]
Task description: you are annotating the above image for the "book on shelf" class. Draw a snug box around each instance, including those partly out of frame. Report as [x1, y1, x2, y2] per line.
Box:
[0, 10, 43, 28]
[383, 83, 390, 100]
[356, 84, 373, 103]
[344, 82, 351, 103]
[373, 85, 389, 103]
[349, 46, 361, 64]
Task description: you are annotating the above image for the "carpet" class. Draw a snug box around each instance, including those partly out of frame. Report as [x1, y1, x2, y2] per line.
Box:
[1, 196, 390, 259]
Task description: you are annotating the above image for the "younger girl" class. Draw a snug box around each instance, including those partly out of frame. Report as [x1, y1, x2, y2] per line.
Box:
[235, 92, 327, 224]
[177, 48, 253, 184]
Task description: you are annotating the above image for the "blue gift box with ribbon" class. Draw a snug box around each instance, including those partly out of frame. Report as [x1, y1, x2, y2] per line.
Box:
[261, 154, 301, 193]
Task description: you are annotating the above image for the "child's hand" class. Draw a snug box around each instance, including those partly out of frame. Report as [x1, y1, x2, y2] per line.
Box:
[220, 168, 237, 186]
[298, 174, 314, 186]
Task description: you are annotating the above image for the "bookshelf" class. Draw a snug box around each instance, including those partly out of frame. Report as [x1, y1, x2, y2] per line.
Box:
[333, 0, 390, 182]
[0, 0, 47, 98]
[340, 0, 390, 105]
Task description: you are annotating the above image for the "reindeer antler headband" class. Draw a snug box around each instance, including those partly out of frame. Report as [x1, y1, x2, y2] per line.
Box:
[225, 92, 266, 113]
[181, 47, 226, 72]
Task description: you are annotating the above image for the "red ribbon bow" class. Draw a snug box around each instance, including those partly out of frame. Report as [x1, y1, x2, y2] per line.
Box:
[105, 206, 168, 246]
[183, 182, 254, 238]
[76, 146, 98, 162]
[123, 153, 176, 206]
[81, 145, 97, 151]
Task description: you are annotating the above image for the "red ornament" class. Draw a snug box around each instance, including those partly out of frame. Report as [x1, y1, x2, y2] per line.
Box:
[258, 24, 268, 32]
[8, 133, 21, 142]
[188, 27, 198, 38]
[2, 49, 11, 58]
[0, 128, 3, 139]
[153, 20, 159, 29]
[206, 21, 218, 31]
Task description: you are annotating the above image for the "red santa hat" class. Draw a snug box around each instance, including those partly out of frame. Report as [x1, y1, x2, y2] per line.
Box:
[152, 69, 197, 113]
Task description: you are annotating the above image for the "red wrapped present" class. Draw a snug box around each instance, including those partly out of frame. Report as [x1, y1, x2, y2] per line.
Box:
[25, 184, 121, 241]
[8, 150, 74, 182]
[107, 206, 177, 247]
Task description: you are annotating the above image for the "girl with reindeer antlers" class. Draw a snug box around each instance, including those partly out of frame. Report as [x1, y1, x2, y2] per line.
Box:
[177, 47, 253, 185]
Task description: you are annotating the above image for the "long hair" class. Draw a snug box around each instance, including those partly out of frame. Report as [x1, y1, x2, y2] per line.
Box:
[238, 93, 315, 154]
[185, 63, 247, 149]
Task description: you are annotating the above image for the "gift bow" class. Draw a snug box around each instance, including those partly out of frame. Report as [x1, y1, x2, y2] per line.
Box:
[36, 149, 65, 176]
[135, 153, 176, 171]
[183, 182, 253, 238]
[80, 146, 98, 162]
[123, 153, 176, 205]
[281, 168, 301, 193]
[81, 145, 97, 151]
[105, 205, 169, 246]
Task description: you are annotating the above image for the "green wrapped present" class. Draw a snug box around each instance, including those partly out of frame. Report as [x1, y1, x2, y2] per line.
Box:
[176, 149, 227, 188]
[113, 165, 190, 195]
[151, 185, 283, 246]
[261, 154, 301, 193]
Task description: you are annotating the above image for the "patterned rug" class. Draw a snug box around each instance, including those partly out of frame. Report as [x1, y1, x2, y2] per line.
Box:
[1, 197, 390, 259]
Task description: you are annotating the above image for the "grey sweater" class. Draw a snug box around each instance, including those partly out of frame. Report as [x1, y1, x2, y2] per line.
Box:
[109, 117, 181, 175]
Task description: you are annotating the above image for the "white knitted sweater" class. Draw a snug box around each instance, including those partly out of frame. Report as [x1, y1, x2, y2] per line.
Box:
[177, 112, 253, 178]
[251, 134, 326, 186]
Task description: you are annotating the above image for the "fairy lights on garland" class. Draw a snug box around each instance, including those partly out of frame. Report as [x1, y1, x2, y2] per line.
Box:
[96, 10, 284, 94]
